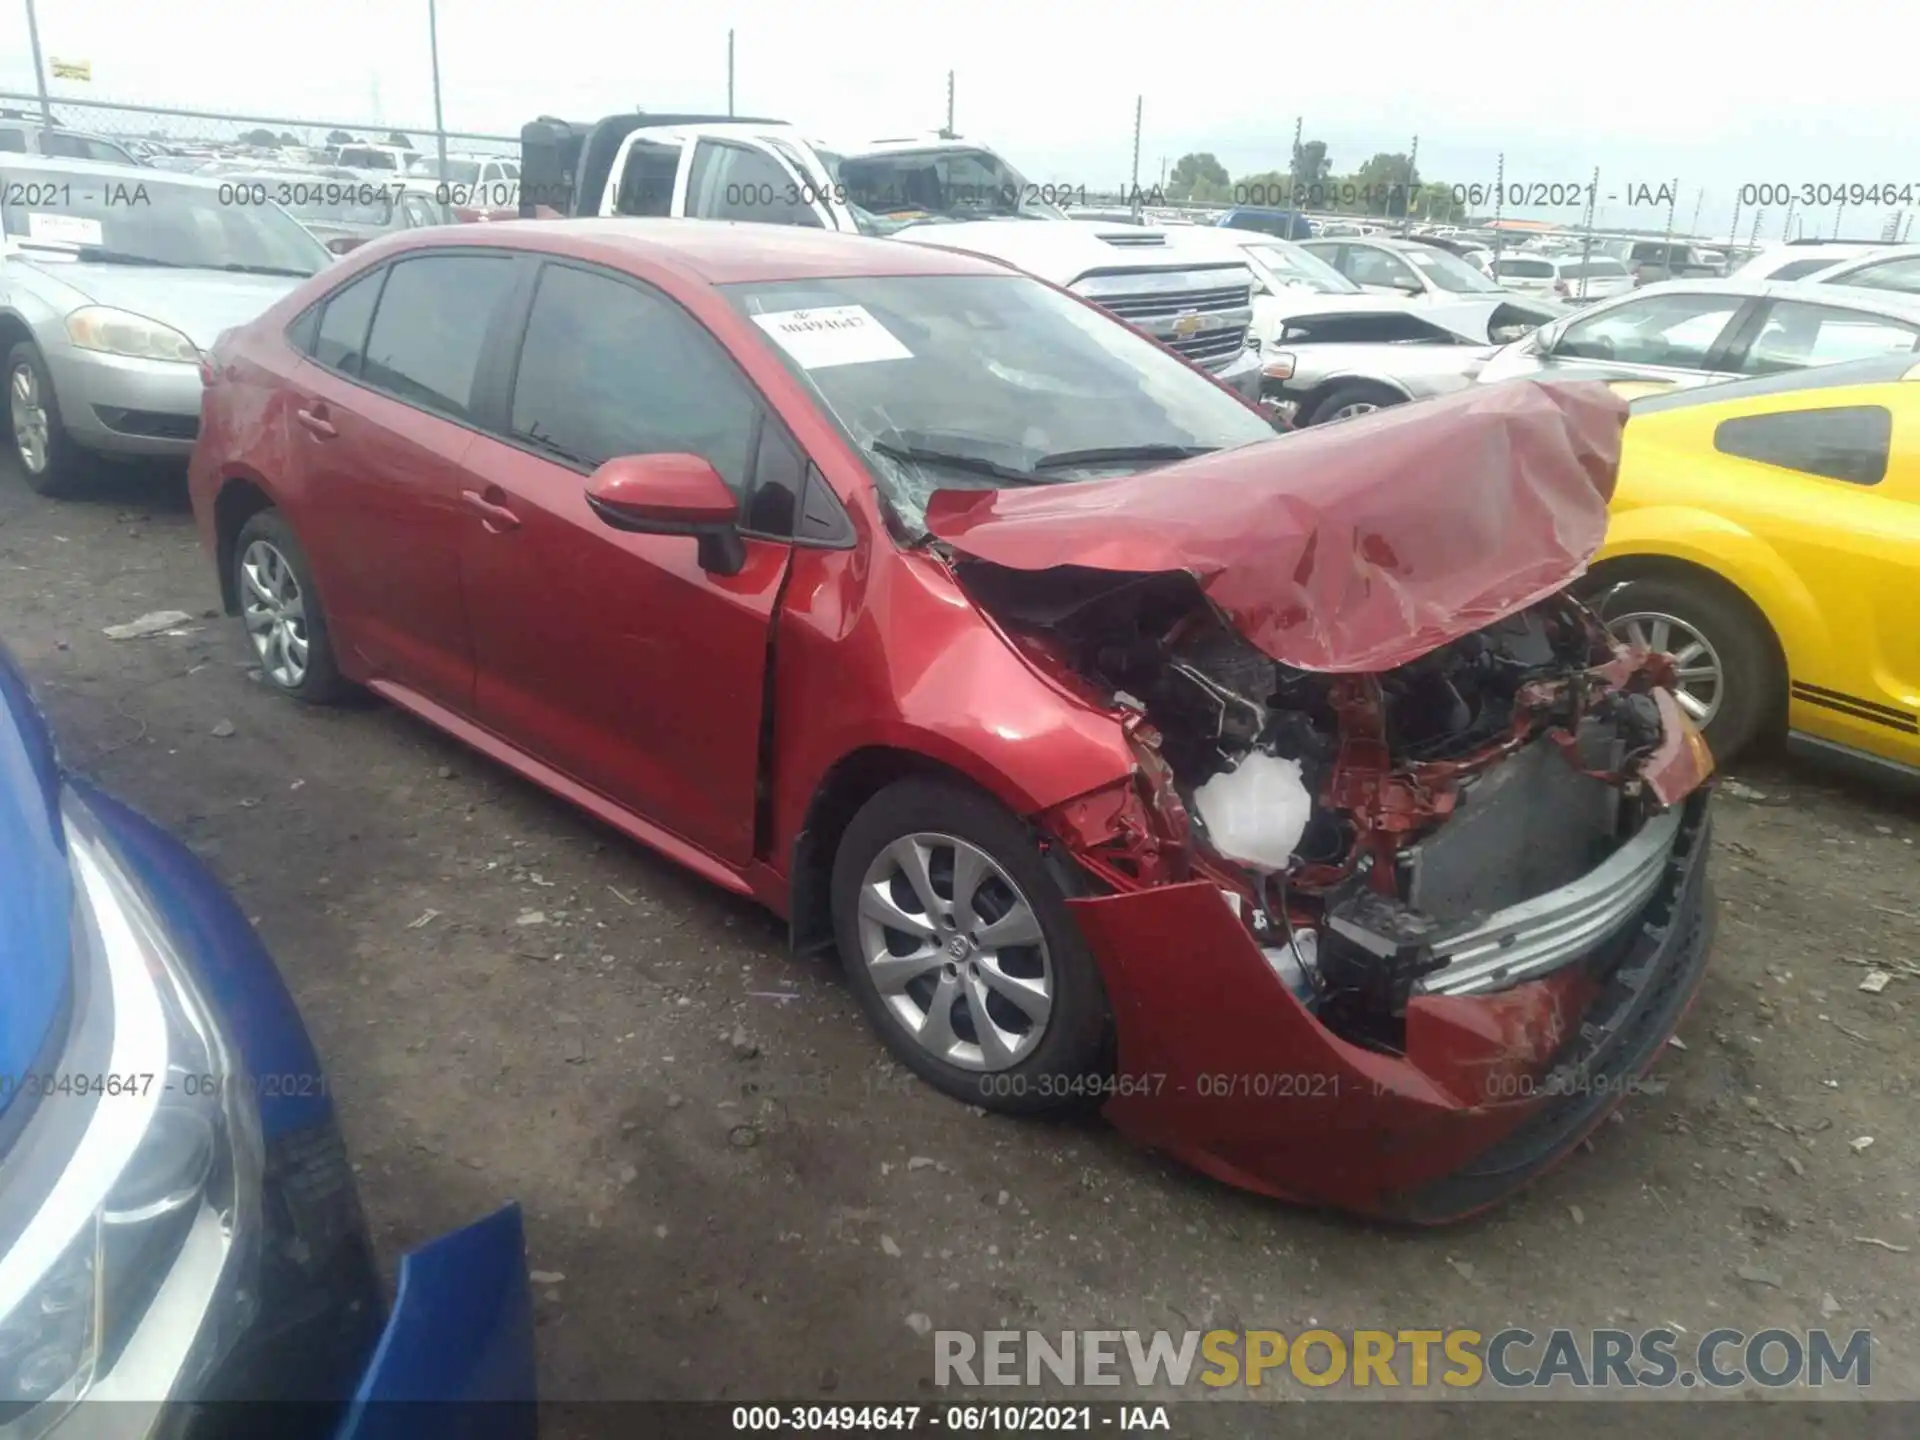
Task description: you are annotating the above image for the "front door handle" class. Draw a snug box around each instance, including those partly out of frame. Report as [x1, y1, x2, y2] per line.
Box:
[461, 488, 521, 533]
[295, 406, 336, 439]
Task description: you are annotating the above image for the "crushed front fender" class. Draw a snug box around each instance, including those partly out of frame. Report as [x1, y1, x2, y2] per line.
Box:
[1068, 790, 1713, 1221]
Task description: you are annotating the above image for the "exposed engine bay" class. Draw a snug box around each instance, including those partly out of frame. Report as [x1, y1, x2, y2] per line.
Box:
[956, 562, 1694, 1053]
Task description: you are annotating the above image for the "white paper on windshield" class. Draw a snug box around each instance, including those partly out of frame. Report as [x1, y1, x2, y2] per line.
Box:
[752, 306, 911, 369]
[26, 212, 103, 247]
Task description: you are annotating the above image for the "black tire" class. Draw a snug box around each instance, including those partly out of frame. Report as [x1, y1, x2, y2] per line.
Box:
[4, 341, 91, 498]
[830, 778, 1111, 1117]
[1305, 381, 1406, 426]
[1594, 574, 1779, 763]
[232, 509, 350, 704]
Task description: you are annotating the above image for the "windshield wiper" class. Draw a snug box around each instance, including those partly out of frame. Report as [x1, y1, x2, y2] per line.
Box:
[1031, 443, 1218, 471]
[71, 246, 187, 268]
[220, 263, 315, 277]
[869, 438, 1039, 484]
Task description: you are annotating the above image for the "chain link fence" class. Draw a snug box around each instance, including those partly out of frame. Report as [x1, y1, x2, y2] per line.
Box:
[0, 90, 516, 161]
[9, 90, 1914, 261]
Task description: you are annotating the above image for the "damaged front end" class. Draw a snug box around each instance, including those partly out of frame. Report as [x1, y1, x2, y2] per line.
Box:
[974, 565, 1710, 1054]
[925, 381, 1716, 1217]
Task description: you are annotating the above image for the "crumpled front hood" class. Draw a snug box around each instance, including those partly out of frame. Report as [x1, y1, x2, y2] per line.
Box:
[925, 379, 1628, 673]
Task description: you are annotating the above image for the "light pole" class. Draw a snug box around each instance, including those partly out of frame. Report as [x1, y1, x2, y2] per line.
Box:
[427, 0, 448, 180]
[23, 0, 53, 122]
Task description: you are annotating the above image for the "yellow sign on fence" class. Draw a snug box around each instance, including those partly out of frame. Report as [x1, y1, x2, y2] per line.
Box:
[51, 58, 92, 81]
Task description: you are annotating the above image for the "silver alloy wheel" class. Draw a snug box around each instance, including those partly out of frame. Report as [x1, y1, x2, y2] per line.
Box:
[9, 362, 50, 474]
[240, 539, 311, 688]
[1324, 400, 1381, 422]
[1611, 610, 1723, 725]
[856, 832, 1053, 1072]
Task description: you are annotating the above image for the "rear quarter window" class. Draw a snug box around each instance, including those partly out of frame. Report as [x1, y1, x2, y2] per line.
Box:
[1712, 405, 1892, 486]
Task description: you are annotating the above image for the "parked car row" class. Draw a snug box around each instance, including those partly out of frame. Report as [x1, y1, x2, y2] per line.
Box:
[4, 125, 1914, 1417]
[178, 218, 1718, 1237]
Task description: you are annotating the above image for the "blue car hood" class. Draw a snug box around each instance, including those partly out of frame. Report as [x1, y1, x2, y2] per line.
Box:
[0, 649, 72, 1124]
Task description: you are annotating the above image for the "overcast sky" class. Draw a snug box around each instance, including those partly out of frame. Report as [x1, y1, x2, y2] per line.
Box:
[2, 0, 1910, 237]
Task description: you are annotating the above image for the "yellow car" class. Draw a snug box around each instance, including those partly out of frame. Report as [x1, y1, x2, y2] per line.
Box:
[1581, 355, 1920, 775]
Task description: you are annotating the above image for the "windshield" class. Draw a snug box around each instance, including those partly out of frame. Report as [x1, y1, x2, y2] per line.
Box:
[1493, 258, 1554, 278]
[838, 147, 1067, 226]
[724, 274, 1275, 534]
[0, 165, 330, 275]
[244, 177, 395, 228]
[341, 148, 397, 170]
[1405, 245, 1503, 293]
[1246, 241, 1359, 293]
[410, 157, 481, 184]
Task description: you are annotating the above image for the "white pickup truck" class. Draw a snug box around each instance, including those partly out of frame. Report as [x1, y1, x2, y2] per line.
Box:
[518, 113, 1263, 402]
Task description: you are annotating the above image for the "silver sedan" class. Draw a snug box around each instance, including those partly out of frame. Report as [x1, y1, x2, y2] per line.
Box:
[1, 156, 329, 496]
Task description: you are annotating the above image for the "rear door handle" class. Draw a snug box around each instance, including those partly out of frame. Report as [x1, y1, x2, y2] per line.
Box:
[461, 488, 521, 532]
[295, 406, 336, 439]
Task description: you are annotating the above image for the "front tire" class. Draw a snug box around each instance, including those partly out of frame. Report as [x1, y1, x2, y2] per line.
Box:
[232, 510, 350, 704]
[1306, 381, 1405, 426]
[1594, 574, 1779, 762]
[5, 341, 89, 498]
[830, 779, 1111, 1116]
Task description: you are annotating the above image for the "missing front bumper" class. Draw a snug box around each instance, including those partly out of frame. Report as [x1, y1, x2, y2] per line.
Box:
[1417, 804, 1684, 997]
[1065, 789, 1713, 1219]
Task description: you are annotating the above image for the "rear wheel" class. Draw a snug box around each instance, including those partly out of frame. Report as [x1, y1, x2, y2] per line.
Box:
[1595, 574, 1779, 762]
[5, 342, 89, 498]
[232, 510, 350, 704]
[1307, 381, 1405, 425]
[830, 779, 1111, 1116]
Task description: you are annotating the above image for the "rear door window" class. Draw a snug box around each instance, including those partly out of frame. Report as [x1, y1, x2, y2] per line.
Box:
[612, 139, 683, 217]
[1739, 300, 1920, 375]
[1713, 406, 1892, 485]
[1832, 255, 1920, 295]
[685, 140, 824, 228]
[309, 268, 386, 375]
[1557, 292, 1748, 368]
[360, 254, 518, 418]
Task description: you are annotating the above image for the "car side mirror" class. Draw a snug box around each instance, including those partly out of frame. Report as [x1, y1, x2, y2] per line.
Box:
[1250, 278, 1272, 297]
[1394, 276, 1425, 295]
[1531, 322, 1560, 356]
[584, 453, 745, 576]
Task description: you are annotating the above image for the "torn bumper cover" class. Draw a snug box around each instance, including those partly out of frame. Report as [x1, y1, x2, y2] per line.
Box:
[1069, 788, 1712, 1223]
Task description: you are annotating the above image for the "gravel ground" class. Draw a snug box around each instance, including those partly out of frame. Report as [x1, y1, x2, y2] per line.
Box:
[3, 462, 1916, 1427]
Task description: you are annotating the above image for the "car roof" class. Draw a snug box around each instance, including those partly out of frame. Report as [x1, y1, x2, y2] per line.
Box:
[1631, 353, 1919, 414]
[1777, 280, 1920, 318]
[0, 151, 211, 187]
[367, 217, 1014, 284]
[1809, 243, 1920, 276]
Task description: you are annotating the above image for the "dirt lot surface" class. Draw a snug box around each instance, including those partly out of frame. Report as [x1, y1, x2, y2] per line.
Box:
[3, 463, 1917, 1430]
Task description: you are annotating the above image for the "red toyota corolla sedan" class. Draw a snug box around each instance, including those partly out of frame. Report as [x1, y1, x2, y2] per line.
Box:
[189, 220, 1715, 1221]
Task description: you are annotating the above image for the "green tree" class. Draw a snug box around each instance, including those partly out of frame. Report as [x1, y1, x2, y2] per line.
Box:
[238, 127, 279, 147]
[386, 130, 414, 148]
[1290, 139, 1331, 190]
[1168, 152, 1229, 201]
[1353, 152, 1421, 217]
[326, 129, 355, 144]
[1412, 181, 1465, 224]
[1235, 168, 1293, 208]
